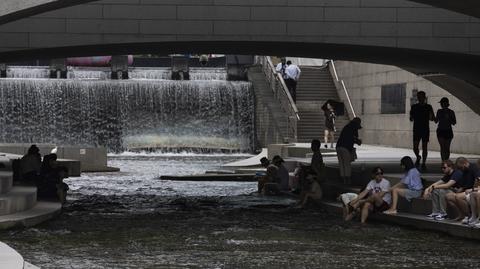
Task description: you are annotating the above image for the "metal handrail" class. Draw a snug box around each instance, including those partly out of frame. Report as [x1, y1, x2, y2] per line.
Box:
[330, 60, 356, 118]
[254, 56, 300, 142]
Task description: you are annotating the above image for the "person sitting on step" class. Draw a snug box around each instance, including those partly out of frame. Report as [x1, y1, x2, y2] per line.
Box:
[296, 139, 324, 193]
[384, 156, 423, 215]
[345, 167, 391, 223]
[445, 157, 480, 224]
[422, 159, 463, 221]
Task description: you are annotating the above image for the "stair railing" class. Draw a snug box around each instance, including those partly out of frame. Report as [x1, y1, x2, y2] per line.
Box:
[254, 56, 300, 143]
[329, 60, 357, 119]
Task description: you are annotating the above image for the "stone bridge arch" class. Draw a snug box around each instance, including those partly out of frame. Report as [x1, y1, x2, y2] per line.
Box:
[0, 0, 479, 113]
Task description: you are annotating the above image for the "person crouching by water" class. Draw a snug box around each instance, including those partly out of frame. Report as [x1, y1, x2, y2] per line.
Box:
[256, 157, 272, 193]
[384, 156, 423, 215]
[336, 117, 362, 184]
[345, 167, 391, 224]
[272, 155, 290, 192]
[37, 153, 69, 204]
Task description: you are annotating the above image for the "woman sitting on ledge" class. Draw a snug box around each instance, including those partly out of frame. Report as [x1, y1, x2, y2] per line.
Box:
[384, 156, 423, 215]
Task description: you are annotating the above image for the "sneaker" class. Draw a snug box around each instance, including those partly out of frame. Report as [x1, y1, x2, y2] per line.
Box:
[474, 222, 480, 229]
[469, 218, 479, 226]
[434, 215, 447, 221]
[427, 213, 439, 219]
[461, 216, 470, 224]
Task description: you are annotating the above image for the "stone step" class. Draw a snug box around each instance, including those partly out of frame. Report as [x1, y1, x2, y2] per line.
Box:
[0, 186, 37, 216]
[0, 201, 61, 230]
[0, 171, 13, 194]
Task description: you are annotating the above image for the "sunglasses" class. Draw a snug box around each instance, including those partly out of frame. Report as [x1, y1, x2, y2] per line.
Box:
[374, 172, 383, 175]
[441, 166, 448, 170]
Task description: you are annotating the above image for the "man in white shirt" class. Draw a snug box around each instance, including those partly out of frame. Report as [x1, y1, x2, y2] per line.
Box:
[275, 57, 288, 80]
[345, 167, 391, 223]
[284, 60, 301, 102]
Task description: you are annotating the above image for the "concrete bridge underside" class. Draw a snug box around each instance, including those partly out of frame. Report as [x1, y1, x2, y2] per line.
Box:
[1, 0, 479, 25]
[0, 0, 479, 114]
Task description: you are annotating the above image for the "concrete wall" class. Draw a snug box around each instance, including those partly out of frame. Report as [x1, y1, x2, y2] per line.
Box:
[0, 0, 480, 57]
[334, 61, 480, 154]
[0, 143, 108, 172]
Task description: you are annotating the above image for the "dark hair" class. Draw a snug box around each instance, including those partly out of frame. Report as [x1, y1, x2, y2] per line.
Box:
[311, 139, 321, 151]
[443, 159, 454, 168]
[260, 157, 270, 167]
[27, 144, 40, 155]
[272, 155, 284, 164]
[417, 91, 426, 97]
[400, 156, 415, 171]
[372, 166, 384, 175]
[287, 60, 292, 65]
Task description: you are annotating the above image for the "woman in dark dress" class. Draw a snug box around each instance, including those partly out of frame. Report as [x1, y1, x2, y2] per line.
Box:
[435, 97, 456, 161]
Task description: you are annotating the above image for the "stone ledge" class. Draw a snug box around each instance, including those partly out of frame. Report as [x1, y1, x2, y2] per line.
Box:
[0, 201, 61, 230]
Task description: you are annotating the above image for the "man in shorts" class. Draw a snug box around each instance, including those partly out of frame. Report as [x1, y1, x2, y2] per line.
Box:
[409, 91, 434, 171]
[345, 167, 391, 224]
[445, 157, 480, 223]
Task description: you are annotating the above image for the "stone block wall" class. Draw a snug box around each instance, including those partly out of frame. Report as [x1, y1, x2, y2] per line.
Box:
[334, 60, 480, 155]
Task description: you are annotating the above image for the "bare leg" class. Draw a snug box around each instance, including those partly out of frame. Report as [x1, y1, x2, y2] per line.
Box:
[324, 130, 329, 146]
[413, 140, 421, 166]
[470, 192, 479, 220]
[456, 193, 470, 218]
[444, 138, 452, 161]
[421, 140, 428, 167]
[446, 192, 462, 220]
[385, 188, 405, 214]
[329, 131, 335, 148]
[361, 202, 372, 224]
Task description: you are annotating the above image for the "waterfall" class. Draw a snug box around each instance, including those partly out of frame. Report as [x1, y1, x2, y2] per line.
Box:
[0, 78, 254, 152]
[6, 67, 228, 81]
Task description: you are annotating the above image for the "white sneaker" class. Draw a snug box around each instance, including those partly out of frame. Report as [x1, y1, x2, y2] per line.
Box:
[469, 218, 479, 226]
[461, 216, 470, 224]
[427, 213, 439, 219]
[474, 222, 480, 229]
[434, 214, 447, 221]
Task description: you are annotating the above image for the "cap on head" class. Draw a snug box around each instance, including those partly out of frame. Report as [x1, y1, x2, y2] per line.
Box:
[352, 117, 362, 129]
[439, 97, 449, 107]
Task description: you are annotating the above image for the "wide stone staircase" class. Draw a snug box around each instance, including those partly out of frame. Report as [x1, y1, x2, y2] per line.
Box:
[0, 155, 61, 229]
[248, 65, 289, 147]
[296, 66, 350, 143]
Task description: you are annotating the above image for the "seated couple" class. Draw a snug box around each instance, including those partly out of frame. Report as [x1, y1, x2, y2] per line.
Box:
[342, 167, 391, 224]
[423, 157, 480, 224]
[341, 156, 424, 223]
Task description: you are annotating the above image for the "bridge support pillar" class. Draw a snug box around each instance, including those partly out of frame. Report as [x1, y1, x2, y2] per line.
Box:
[0, 63, 6, 78]
[171, 56, 189, 80]
[110, 55, 129, 80]
[49, 59, 67, 79]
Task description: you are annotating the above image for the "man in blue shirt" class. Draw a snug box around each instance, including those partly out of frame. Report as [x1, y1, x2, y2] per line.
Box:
[423, 159, 463, 220]
[445, 157, 480, 223]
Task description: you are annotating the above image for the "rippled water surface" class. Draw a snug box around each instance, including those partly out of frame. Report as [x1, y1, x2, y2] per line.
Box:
[2, 153, 480, 269]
